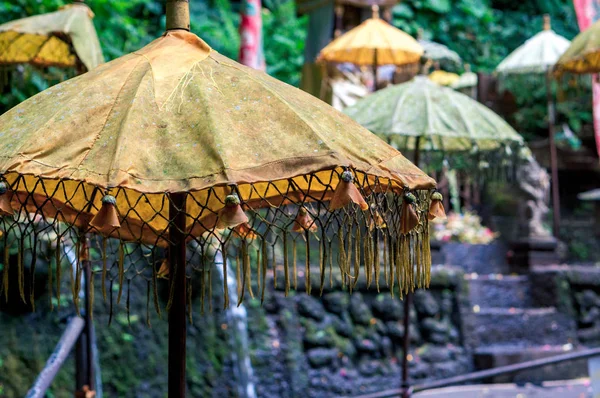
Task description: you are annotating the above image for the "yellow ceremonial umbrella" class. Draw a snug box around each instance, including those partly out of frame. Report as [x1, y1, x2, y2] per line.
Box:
[555, 17, 600, 75]
[317, 5, 423, 91]
[0, 0, 103, 72]
[0, 1, 436, 396]
[428, 70, 460, 86]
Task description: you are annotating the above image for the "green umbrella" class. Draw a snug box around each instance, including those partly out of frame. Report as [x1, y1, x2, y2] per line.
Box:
[417, 29, 462, 69]
[344, 76, 524, 156]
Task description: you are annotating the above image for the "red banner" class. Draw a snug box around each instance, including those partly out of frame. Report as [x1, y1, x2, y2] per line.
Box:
[238, 0, 265, 71]
[573, 0, 600, 159]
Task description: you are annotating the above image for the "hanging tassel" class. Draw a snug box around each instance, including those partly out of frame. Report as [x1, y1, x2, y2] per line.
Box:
[0, 182, 14, 217]
[305, 230, 311, 295]
[222, 243, 229, 310]
[272, 244, 277, 289]
[146, 281, 152, 327]
[283, 232, 290, 296]
[261, 239, 267, 304]
[244, 241, 254, 300]
[152, 252, 162, 318]
[101, 238, 107, 300]
[2, 242, 9, 302]
[292, 239, 298, 290]
[319, 238, 326, 296]
[369, 204, 387, 231]
[55, 239, 61, 308]
[18, 239, 25, 303]
[157, 258, 170, 279]
[117, 243, 125, 305]
[428, 191, 447, 220]
[292, 207, 318, 233]
[337, 228, 346, 287]
[400, 192, 419, 234]
[217, 194, 248, 229]
[90, 195, 121, 235]
[256, 247, 261, 297]
[329, 170, 369, 211]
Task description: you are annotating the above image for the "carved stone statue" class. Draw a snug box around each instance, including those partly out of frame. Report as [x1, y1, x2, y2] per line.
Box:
[516, 149, 551, 238]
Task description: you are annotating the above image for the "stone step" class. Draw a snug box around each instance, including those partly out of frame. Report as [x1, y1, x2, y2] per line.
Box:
[466, 275, 532, 309]
[473, 344, 588, 383]
[463, 307, 577, 347]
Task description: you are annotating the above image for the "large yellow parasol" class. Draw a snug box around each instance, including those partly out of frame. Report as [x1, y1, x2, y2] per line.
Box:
[555, 17, 600, 75]
[0, 0, 103, 71]
[317, 6, 423, 66]
[0, 0, 436, 396]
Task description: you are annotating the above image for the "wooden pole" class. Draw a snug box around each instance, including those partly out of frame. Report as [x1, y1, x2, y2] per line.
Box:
[26, 317, 85, 398]
[166, 0, 190, 31]
[401, 137, 421, 398]
[545, 69, 561, 238]
[168, 193, 188, 398]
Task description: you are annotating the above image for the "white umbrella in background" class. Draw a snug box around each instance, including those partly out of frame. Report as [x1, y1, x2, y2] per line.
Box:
[496, 14, 571, 238]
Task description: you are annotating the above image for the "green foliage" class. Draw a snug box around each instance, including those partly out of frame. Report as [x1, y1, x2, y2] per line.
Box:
[0, 0, 306, 113]
[393, 0, 579, 72]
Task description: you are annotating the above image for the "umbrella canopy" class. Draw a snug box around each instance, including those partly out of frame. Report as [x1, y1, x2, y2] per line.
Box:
[418, 40, 462, 67]
[0, 29, 434, 246]
[428, 70, 459, 86]
[0, 2, 103, 71]
[555, 17, 600, 75]
[451, 68, 478, 90]
[497, 16, 570, 75]
[317, 6, 423, 66]
[344, 76, 524, 152]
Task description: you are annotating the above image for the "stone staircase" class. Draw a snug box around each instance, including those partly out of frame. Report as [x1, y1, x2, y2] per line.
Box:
[454, 260, 586, 382]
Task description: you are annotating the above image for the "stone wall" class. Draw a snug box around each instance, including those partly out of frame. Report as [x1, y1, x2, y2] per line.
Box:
[247, 266, 472, 398]
[0, 256, 469, 397]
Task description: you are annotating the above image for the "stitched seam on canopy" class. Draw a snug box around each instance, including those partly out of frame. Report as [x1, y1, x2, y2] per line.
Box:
[213, 55, 367, 165]
[69, 56, 145, 177]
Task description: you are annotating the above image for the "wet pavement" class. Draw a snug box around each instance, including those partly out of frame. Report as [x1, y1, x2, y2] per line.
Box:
[414, 380, 592, 397]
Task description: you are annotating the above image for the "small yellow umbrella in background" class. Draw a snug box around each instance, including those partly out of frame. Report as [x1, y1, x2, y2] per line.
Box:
[317, 5, 423, 92]
[0, 0, 103, 72]
[428, 70, 460, 86]
[555, 17, 600, 75]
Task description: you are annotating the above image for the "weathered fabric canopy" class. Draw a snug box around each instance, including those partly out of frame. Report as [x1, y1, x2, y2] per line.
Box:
[0, 3, 103, 71]
[0, 30, 436, 311]
[344, 76, 524, 152]
[555, 18, 600, 75]
[497, 20, 570, 74]
[317, 10, 423, 66]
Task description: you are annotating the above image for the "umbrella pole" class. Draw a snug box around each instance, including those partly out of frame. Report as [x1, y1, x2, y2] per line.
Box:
[545, 69, 561, 238]
[168, 193, 188, 398]
[401, 140, 421, 398]
[373, 49, 378, 91]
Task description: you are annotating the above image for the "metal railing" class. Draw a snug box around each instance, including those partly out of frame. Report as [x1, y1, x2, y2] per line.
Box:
[352, 347, 600, 398]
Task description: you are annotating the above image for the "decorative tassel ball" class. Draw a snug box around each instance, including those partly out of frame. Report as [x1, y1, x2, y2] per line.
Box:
[233, 223, 258, 240]
[217, 194, 249, 229]
[90, 194, 121, 235]
[0, 182, 14, 217]
[428, 191, 446, 221]
[329, 170, 369, 211]
[292, 207, 318, 232]
[400, 192, 419, 234]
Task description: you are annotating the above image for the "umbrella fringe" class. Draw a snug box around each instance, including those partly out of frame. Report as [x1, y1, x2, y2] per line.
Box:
[0, 172, 434, 317]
